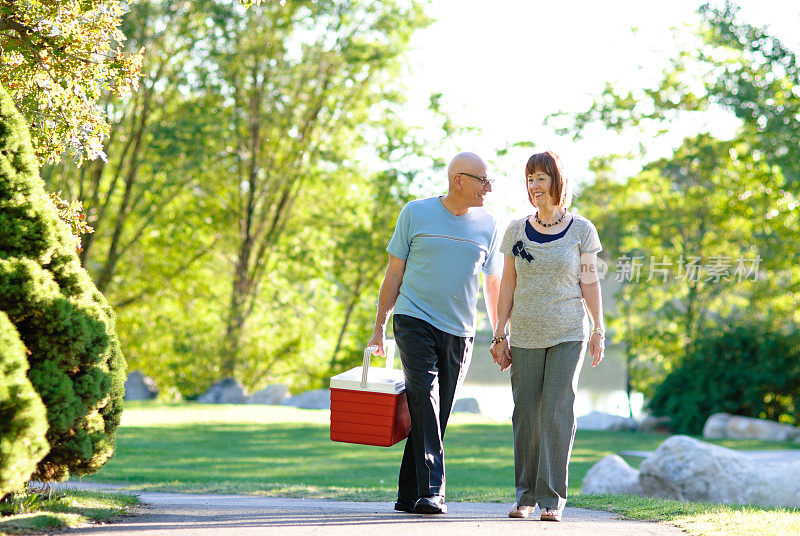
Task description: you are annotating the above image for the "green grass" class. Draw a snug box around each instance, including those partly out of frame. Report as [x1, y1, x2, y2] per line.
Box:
[93, 402, 798, 501]
[571, 494, 800, 536]
[81, 402, 800, 535]
[0, 489, 140, 535]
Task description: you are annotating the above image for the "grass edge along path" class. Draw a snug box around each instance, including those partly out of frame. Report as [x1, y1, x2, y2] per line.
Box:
[0, 489, 141, 536]
[570, 493, 800, 536]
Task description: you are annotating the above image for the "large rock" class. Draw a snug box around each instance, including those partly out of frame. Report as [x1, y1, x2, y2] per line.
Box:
[124, 371, 158, 400]
[282, 389, 330, 410]
[582, 455, 643, 495]
[453, 397, 481, 414]
[639, 435, 800, 507]
[247, 384, 291, 405]
[577, 411, 637, 432]
[196, 378, 247, 404]
[703, 413, 800, 442]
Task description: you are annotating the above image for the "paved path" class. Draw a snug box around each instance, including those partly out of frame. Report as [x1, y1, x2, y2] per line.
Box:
[56, 484, 686, 536]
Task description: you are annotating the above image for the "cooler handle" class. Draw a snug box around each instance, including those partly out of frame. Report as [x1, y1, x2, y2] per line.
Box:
[361, 340, 397, 388]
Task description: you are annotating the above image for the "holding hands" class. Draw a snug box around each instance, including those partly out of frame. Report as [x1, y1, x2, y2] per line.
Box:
[490, 334, 512, 372]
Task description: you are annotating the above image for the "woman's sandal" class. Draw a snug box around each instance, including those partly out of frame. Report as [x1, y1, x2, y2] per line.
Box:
[508, 504, 532, 518]
[540, 508, 562, 522]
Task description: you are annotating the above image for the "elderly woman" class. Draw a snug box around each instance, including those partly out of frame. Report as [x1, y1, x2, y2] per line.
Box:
[490, 150, 604, 522]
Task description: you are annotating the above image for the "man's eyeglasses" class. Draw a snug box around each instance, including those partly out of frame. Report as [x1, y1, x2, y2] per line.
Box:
[458, 172, 495, 187]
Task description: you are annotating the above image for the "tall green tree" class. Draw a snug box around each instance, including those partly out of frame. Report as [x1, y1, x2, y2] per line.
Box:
[559, 1, 800, 395]
[213, 0, 430, 377]
[35, 0, 442, 396]
[0, 85, 126, 482]
[577, 134, 799, 395]
[41, 0, 226, 297]
[551, 1, 800, 190]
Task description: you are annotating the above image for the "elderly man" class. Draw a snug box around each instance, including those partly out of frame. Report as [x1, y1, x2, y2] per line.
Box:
[367, 152, 502, 514]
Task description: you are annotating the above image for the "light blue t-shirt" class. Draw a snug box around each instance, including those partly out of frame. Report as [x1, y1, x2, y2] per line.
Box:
[387, 197, 503, 337]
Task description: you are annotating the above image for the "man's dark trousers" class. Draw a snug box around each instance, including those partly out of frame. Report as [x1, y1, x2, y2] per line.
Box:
[393, 314, 474, 502]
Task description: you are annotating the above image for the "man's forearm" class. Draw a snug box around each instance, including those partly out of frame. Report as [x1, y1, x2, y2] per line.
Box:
[495, 284, 513, 336]
[371, 257, 406, 338]
[372, 276, 401, 335]
[494, 257, 516, 336]
[483, 274, 501, 333]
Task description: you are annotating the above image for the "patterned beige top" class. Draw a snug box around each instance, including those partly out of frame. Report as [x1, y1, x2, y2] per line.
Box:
[499, 213, 602, 349]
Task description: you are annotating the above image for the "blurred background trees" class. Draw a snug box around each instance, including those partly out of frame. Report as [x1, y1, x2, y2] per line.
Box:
[2, 0, 796, 438]
[563, 1, 799, 423]
[20, 0, 440, 397]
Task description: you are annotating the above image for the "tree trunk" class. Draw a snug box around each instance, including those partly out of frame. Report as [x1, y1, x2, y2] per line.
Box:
[329, 273, 364, 368]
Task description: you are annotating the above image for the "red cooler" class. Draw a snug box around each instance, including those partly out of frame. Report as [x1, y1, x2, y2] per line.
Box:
[329, 342, 410, 447]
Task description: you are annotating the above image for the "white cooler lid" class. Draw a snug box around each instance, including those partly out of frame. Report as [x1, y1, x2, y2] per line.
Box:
[330, 366, 405, 394]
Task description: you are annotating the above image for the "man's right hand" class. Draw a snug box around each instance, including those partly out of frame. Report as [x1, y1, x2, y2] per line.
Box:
[367, 332, 385, 357]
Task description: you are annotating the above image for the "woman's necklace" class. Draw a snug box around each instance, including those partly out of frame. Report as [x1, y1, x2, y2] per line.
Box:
[535, 209, 565, 228]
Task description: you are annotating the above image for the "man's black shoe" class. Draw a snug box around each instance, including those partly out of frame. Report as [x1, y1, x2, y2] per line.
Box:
[394, 499, 415, 513]
[413, 495, 447, 514]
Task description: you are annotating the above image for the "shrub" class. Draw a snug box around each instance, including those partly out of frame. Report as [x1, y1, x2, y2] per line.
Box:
[0, 311, 49, 499]
[647, 324, 800, 434]
[0, 83, 126, 482]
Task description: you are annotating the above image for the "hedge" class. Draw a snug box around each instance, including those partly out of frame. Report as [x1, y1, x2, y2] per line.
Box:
[0, 83, 126, 482]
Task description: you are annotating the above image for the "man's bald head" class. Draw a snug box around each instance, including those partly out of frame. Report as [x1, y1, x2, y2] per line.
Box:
[447, 152, 488, 184]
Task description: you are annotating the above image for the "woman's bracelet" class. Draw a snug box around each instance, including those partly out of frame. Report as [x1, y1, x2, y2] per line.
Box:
[591, 327, 605, 336]
[491, 334, 507, 344]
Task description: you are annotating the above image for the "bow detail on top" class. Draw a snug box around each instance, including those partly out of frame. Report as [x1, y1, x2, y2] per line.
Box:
[512, 240, 534, 262]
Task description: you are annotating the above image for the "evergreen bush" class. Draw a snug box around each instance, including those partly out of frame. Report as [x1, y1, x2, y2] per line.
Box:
[0, 311, 49, 499]
[0, 84, 126, 482]
[647, 324, 800, 434]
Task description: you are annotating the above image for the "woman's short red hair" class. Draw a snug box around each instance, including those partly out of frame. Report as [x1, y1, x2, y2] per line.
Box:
[525, 150, 571, 208]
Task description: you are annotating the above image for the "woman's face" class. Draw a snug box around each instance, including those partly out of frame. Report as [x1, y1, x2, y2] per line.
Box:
[527, 170, 554, 208]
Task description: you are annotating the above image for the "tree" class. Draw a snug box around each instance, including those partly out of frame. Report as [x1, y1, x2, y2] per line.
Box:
[40, 0, 227, 296]
[0, 84, 126, 481]
[576, 134, 800, 396]
[0, 311, 49, 499]
[558, 1, 800, 395]
[213, 0, 431, 377]
[648, 324, 800, 433]
[36, 0, 443, 396]
[550, 1, 800, 190]
[0, 0, 143, 164]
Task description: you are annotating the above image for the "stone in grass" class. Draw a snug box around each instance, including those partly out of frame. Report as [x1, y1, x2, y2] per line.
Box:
[581, 455, 643, 495]
[247, 385, 291, 405]
[577, 411, 638, 432]
[724, 415, 800, 442]
[124, 371, 159, 401]
[703, 412, 800, 442]
[282, 389, 330, 410]
[639, 435, 800, 508]
[453, 397, 481, 414]
[196, 378, 247, 404]
[701, 412, 731, 439]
